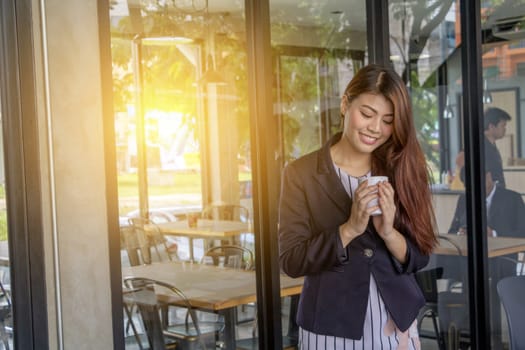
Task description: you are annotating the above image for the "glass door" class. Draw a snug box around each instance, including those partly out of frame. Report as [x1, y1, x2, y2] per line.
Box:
[109, 1, 259, 349]
[0, 86, 12, 350]
[269, 0, 367, 347]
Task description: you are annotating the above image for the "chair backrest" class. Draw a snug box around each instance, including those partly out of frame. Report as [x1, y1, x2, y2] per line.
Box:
[201, 245, 254, 270]
[0, 279, 11, 319]
[415, 267, 443, 303]
[497, 276, 525, 350]
[123, 277, 205, 350]
[201, 204, 249, 223]
[127, 217, 173, 264]
[122, 222, 151, 265]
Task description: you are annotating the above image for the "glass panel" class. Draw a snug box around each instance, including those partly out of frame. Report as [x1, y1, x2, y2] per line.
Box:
[270, 1, 367, 164]
[0, 90, 13, 348]
[270, 0, 366, 347]
[110, 1, 256, 349]
[389, 1, 470, 349]
[481, 2, 525, 349]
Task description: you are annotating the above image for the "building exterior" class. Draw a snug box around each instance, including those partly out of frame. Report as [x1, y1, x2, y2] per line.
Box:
[1, 0, 525, 349]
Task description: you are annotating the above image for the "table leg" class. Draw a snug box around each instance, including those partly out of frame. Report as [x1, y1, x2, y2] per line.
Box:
[287, 295, 299, 340]
[219, 307, 236, 350]
[490, 277, 503, 349]
[189, 237, 194, 262]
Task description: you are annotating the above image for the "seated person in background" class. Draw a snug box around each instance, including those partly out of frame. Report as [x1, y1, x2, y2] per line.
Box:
[448, 165, 525, 238]
[443, 162, 525, 284]
[455, 107, 511, 189]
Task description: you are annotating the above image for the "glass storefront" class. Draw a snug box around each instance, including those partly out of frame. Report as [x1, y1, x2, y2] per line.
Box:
[110, 0, 525, 349]
[390, 1, 525, 349]
[109, 1, 261, 349]
[1, 0, 524, 349]
[0, 92, 12, 349]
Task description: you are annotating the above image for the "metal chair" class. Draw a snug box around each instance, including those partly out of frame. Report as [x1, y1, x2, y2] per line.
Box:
[0, 280, 11, 350]
[200, 245, 255, 342]
[200, 245, 254, 270]
[123, 277, 224, 350]
[414, 267, 446, 350]
[497, 275, 525, 350]
[435, 235, 470, 350]
[235, 295, 298, 350]
[128, 217, 178, 264]
[123, 286, 146, 350]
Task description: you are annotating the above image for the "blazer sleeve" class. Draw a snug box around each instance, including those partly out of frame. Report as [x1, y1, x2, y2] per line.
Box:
[391, 233, 429, 274]
[278, 162, 343, 278]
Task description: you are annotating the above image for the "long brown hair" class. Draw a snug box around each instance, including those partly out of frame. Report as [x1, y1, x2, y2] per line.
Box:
[341, 64, 437, 255]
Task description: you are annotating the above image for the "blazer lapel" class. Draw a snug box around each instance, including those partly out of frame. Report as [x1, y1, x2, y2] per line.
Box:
[314, 133, 351, 214]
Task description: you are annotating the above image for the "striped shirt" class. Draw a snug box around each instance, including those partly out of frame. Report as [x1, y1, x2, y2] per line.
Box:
[298, 276, 420, 349]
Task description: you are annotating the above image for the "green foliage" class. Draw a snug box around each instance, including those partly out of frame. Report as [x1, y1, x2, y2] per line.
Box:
[0, 211, 7, 242]
[410, 71, 440, 170]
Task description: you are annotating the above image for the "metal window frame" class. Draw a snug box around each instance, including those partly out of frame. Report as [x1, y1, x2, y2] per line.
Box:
[366, 0, 390, 65]
[244, 1, 394, 349]
[0, 0, 49, 349]
[459, 0, 492, 348]
[96, 0, 126, 349]
[245, 1, 284, 348]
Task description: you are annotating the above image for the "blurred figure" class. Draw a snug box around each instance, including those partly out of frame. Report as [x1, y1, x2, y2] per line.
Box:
[448, 166, 525, 238]
[456, 107, 511, 188]
[484, 107, 511, 187]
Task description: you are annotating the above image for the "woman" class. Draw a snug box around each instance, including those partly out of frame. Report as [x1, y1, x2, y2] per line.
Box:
[279, 64, 437, 349]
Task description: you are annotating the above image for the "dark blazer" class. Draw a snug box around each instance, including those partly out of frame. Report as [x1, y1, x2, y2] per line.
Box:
[278, 133, 429, 340]
[443, 185, 525, 284]
[448, 185, 525, 237]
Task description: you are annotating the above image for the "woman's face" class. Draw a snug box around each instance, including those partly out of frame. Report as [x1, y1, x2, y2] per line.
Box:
[342, 92, 394, 155]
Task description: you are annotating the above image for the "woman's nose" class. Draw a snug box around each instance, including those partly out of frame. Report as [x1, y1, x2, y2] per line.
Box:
[367, 117, 381, 133]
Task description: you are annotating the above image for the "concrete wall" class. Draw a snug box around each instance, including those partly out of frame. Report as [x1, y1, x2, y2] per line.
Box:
[34, 0, 114, 348]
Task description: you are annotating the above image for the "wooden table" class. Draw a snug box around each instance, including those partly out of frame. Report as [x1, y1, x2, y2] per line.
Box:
[435, 234, 525, 257]
[434, 234, 525, 348]
[146, 220, 251, 262]
[122, 261, 303, 350]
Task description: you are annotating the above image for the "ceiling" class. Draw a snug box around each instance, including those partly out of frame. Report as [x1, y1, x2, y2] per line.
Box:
[112, 0, 367, 30]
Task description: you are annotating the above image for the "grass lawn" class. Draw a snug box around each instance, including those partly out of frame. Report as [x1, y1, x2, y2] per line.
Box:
[0, 171, 252, 241]
[117, 172, 203, 197]
[0, 211, 6, 241]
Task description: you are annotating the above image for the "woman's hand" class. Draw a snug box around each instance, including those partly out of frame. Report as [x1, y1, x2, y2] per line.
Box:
[372, 182, 407, 263]
[339, 179, 378, 244]
[372, 181, 396, 241]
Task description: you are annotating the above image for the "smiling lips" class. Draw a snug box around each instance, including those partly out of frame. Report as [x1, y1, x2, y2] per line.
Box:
[360, 133, 378, 145]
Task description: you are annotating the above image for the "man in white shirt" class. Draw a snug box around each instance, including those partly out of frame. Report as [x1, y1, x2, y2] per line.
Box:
[448, 168, 525, 238]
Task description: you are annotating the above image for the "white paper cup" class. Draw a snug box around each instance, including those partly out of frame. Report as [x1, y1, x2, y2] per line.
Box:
[359, 176, 388, 216]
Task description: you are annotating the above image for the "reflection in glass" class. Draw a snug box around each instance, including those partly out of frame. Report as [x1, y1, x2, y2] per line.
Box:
[389, 1, 472, 349]
[271, 1, 367, 165]
[0, 96, 13, 350]
[270, 0, 366, 347]
[482, 79, 493, 104]
[390, 1, 525, 349]
[480, 4, 525, 348]
[110, 1, 254, 348]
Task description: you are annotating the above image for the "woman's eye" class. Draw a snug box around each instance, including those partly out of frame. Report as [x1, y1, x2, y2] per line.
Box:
[361, 111, 372, 118]
[383, 119, 394, 125]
